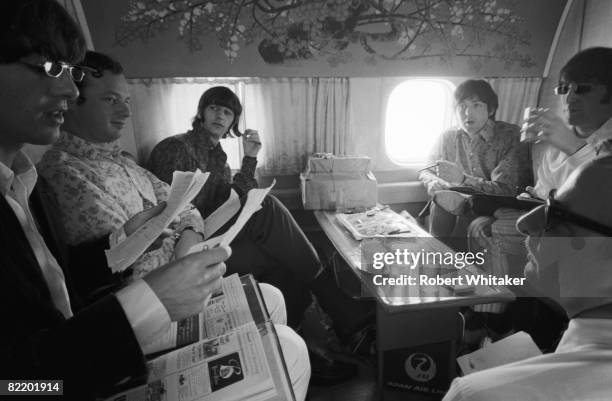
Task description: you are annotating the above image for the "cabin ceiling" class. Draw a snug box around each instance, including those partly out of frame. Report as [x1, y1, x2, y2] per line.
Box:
[82, 0, 567, 78]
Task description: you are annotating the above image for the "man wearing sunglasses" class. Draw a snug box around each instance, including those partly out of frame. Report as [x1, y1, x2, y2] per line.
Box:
[443, 156, 612, 401]
[525, 46, 612, 200]
[462, 47, 612, 345]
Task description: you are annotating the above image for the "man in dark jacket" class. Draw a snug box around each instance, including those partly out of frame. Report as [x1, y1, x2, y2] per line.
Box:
[0, 1, 228, 399]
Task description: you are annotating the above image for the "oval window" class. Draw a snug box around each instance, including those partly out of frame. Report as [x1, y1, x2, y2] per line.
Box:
[385, 79, 456, 165]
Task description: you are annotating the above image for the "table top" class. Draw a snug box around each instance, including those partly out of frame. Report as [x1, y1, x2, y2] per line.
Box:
[314, 209, 515, 313]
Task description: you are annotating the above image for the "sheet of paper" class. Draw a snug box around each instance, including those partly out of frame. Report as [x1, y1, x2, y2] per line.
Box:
[456, 331, 542, 375]
[203, 188, 241, 239]
[187, 180, 275, 254]
[105, 170, 210, 272]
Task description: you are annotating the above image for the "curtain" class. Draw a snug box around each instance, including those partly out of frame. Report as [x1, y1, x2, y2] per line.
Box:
[56, 0, 94, 49]
[127, 77, 350, 175]
[488, 77, 544, 173]
[488, 77, 543, 126]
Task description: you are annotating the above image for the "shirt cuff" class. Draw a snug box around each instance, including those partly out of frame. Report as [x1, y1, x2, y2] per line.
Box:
[240, 156, 257, 177]
[116, 279, 171, 351]
[109, 226, 126, 248]
[176, 206, 205, 236]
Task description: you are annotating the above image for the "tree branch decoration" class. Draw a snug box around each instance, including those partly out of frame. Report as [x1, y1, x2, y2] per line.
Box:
[116, 0, 534, 70]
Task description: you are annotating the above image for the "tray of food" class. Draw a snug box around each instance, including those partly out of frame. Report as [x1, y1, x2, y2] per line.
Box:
[336, 207, 416, 241]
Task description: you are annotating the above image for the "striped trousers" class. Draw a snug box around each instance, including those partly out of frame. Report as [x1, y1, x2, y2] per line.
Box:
[468, 208, 528, 313]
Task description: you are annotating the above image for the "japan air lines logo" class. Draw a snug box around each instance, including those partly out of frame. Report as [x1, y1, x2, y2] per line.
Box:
[405, 353, 436, 382]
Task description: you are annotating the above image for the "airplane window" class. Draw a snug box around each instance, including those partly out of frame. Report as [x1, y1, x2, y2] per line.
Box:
[385, 79, 456, 165]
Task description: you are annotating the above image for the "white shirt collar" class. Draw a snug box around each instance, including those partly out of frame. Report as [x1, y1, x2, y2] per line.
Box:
[586, 117, 612, 149]
[0, 151, 37, 197]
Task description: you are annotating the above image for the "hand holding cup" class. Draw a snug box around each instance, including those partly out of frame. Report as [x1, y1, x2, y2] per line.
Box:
[522, 107, 586, 154]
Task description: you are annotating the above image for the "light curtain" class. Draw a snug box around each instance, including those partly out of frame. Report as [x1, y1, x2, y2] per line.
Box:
[126, 76, 538, 175]
[488, 76, 544, 173]
[488, 77, 543, 126]
[127, 77, 350, 175]
[56, 0, 94, 49]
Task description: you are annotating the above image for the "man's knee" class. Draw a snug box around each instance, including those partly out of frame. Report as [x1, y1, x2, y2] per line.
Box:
[262, 194, 290, 215]
[468, 216, 495, 239]
[276, 325, 310, 401]
[259, 283, 287, 325]
[251, 194, 292, 229]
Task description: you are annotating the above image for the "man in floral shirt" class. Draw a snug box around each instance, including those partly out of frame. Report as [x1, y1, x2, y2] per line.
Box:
[38, 51, 208, 294]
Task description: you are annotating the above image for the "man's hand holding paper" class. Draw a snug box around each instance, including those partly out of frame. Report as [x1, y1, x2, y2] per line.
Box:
[143, 246, 230, 321]
[106, 170, 210, 272]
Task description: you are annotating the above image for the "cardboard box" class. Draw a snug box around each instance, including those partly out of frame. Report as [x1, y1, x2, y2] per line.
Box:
[307, 154, 373, 174]
[301, 154, 377, 210]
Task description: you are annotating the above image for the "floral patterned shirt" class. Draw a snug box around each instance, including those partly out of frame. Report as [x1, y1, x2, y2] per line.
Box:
[147, 129, 258, 218]
[38, 132, 204, 279]
[428, 119, 532, 195]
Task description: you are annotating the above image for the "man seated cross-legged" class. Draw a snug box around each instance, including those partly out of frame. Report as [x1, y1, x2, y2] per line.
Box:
[465, 47, 612, 346]
[419, 79, 531, 251]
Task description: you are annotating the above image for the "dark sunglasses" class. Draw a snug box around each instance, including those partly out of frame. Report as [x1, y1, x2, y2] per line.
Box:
[20, 60, 91, 83]
[554, 82, 593, 96]
[545, 189, 612, 236]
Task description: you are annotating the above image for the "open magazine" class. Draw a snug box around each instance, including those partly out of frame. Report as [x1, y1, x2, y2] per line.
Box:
[105, 274, 295, 401]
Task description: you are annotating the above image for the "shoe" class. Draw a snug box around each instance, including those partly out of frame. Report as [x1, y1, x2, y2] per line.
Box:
[308, 344, 358, 386]
[433, 190, 473, 216]
[334, 303, 376, 346]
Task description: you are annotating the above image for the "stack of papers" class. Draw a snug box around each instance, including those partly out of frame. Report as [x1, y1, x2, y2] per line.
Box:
[188, 180, 276, 252]
[456, 331, 542, 375]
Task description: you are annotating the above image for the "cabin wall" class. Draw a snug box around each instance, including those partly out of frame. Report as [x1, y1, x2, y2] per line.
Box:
[83, 0, 563, 79]
[22, 0, 579, 214]
[540, 0, 612, 113]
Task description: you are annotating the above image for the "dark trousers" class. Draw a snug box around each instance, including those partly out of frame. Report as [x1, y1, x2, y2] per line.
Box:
[217, 195, 318, 327]
[429, 202, 472, 250]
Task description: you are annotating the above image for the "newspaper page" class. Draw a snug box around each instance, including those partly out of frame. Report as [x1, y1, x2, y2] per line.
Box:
[106, 169, 210, 272]
[143, 274, 267, 356]
[188, 180, 276, 253]
[202, 189, 241, 239]
[105, 322, 294, 401]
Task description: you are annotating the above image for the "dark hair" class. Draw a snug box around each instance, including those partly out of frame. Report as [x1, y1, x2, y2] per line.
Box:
[76, 51, 124, 104]
[0, 0, 86, 64]
[454, 79, 498, 119]
[560, 47, 612, 103]
[193, 86, 243, 137]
